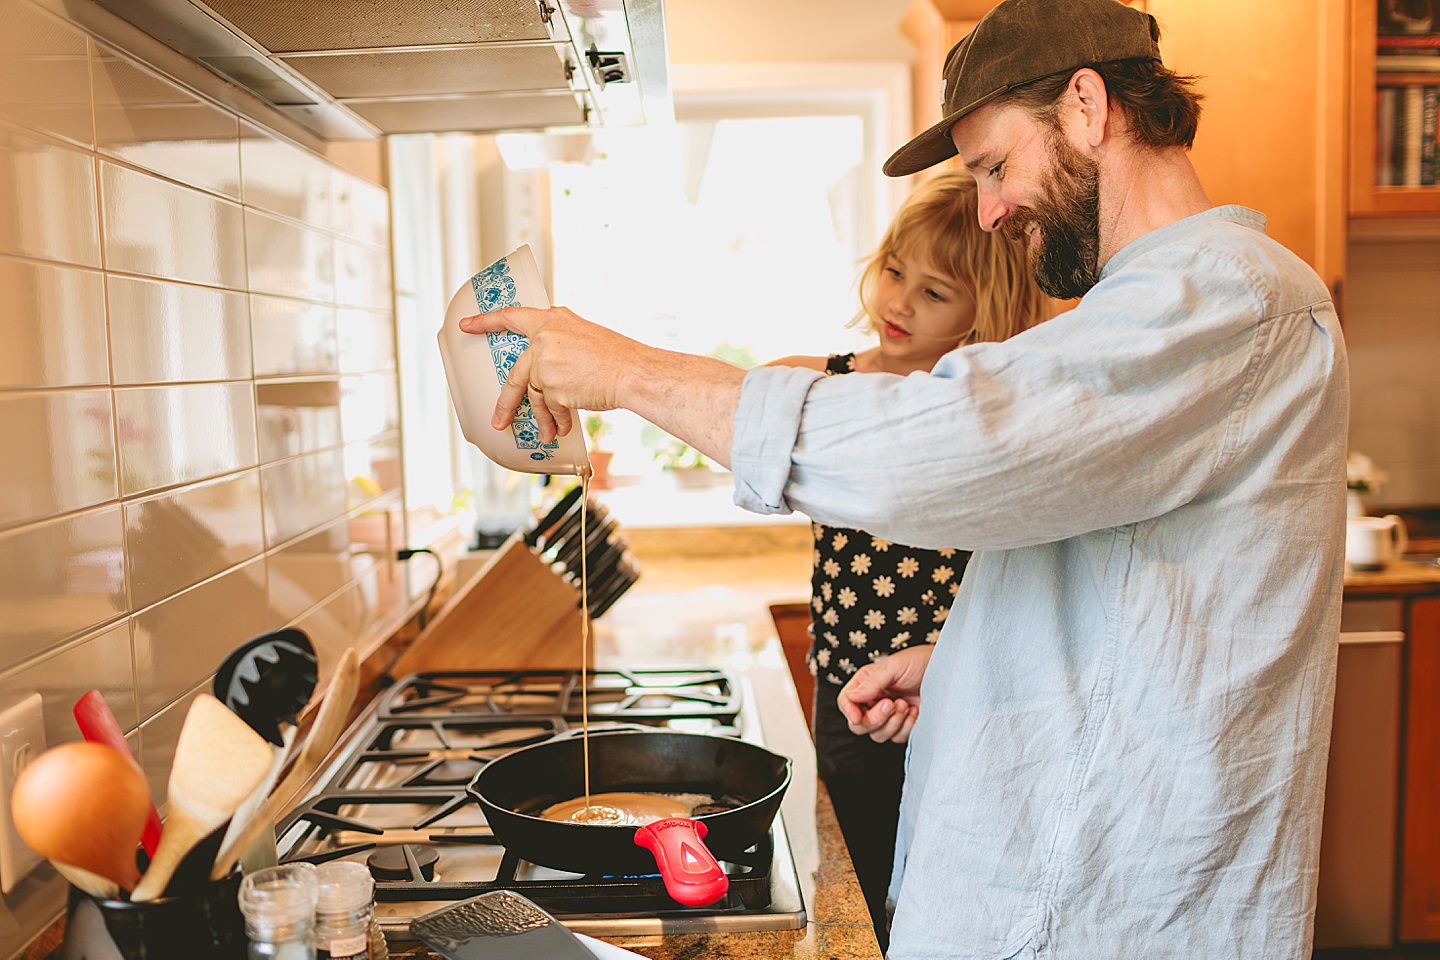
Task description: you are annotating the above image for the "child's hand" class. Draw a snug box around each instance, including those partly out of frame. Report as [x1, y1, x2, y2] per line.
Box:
[836, 644, 934, 743]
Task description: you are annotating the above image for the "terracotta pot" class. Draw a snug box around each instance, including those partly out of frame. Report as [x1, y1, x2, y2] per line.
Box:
[588, 450, 614, 489]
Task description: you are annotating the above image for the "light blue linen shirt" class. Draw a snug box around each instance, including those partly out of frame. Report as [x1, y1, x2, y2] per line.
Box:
[731, 206, 1348, 959]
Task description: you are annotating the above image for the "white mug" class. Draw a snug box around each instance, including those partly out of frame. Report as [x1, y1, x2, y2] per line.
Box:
[1345, 514, 1409, 571]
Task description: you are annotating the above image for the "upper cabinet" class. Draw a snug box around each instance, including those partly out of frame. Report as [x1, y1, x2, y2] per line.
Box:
[1147, 0, 1349, 300]
[1350, 0, 1440, 215]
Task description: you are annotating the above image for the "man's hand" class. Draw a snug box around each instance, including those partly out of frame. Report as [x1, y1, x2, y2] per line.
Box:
[460, 306, 638, 444]
[459, 305, 747, 469]
[837, 644, 935, 743]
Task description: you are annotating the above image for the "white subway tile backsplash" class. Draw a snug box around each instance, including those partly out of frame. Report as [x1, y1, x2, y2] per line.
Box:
[101, 161, 247, 288]
[346, 176, 391, 249]
[0, 505, 126, 664]
[0, 257, 108, 389]
[0, 621, 136, 743]
[0, 127, 100, 266]
[108, 275, 252, 384]
[92, 46, 241, 199]
[345, 433, 402, 508]
[335, 239, 393, 308]
[132, 558, 269, 719]
[240, 124, 335, 226]
[115, 381, 258, 495]
[337, 307, 397, 374]
[1344, 239, 1440, 509]
[0, 5, 397, 953]
[261, 447, 347, 547]
[137, 680, 206, 811]
[0, 0, 92, 146]
[251, 295, 339, 377]
[293, 567, 401, 670]
[124, 470, 264, 611]
[340, 372, 400, 442]
[245, 208, 336, 301]
[267, 515, 377, 625]
[255, 377, 343, 463]
[0, 389, 117, 529]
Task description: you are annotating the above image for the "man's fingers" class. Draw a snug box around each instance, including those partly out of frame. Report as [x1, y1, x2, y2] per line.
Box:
[493, 349, 534, 429]
[551, 403, 574, 439]
[460, 305, 542, 337]
[528, 386, 560, 443]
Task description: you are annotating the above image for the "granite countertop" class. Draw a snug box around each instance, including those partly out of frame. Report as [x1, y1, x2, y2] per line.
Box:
[1343, 557, 1440, 597]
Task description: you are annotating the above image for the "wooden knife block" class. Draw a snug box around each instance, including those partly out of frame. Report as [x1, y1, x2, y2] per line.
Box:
[389, 532, 592, 676]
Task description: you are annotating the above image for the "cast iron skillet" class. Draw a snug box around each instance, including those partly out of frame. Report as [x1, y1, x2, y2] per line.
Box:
[468, 730, 791, 906]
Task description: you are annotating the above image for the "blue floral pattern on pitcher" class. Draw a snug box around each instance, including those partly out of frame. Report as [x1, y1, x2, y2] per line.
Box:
[470, 258, 557, 461]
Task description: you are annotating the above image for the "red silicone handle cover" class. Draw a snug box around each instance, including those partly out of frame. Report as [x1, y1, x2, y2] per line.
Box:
[73, 689, 163, 856]
[633, 818, 730, 907]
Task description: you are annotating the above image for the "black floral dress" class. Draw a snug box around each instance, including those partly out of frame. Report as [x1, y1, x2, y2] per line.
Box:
[805, 353, 971, 949]
[806, 354, 970, 687]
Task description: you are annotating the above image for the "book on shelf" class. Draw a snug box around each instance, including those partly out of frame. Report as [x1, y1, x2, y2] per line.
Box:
[1377, 34, 1440, 48]
[1375, 54, 1440, 71]
[1376, 84, 1440, 186]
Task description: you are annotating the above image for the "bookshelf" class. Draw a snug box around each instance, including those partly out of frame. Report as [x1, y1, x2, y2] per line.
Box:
[1350, 0, 1440, 214]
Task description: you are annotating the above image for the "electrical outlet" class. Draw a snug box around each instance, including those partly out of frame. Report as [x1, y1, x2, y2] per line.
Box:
[0, 694, 46, 894]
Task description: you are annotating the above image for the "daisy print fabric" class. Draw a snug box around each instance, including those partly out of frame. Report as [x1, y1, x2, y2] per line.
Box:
[807, 522, 968, 685]
[805, 354, 971, 686]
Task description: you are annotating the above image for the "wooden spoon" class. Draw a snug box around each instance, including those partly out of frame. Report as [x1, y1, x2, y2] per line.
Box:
[10, 741, 149, 892]
[131, 694, 274, 901]
[210, 647, 360, 880]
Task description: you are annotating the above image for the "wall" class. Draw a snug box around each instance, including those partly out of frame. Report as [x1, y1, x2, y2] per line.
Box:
[1345, 241, 1440, 509]
[663, 0, 914, 64]
[0, 0, 404, 951]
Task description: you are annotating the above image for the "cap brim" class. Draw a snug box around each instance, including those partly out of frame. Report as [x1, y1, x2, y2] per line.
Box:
[883, 112, 962, 177]
[882, 88, 1010, 178]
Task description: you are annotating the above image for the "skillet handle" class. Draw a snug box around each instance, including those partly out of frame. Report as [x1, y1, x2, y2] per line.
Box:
[634, 818, 729, 907]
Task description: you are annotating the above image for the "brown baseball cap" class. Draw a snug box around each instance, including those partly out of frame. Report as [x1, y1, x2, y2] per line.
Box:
[883, 0, 1161, 177]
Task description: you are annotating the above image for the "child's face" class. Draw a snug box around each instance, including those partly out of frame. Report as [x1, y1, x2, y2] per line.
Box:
[873, 251, 977, 370]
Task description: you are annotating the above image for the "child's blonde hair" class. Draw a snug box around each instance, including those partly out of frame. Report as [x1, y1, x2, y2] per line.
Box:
[853, 170, 1049, 343]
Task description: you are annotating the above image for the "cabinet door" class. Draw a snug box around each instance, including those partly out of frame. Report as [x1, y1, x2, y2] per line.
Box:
[1400, 596, 1440, 940]
[1350, 0, 1440, 215]
[1149, 0, 1348, 293]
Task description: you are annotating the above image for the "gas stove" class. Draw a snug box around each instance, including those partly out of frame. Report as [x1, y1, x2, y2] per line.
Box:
[275, 667, 808, 940]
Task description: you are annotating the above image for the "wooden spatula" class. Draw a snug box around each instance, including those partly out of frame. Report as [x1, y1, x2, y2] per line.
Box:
[210, 647, 361, 880]
[131, 693, 274, 901]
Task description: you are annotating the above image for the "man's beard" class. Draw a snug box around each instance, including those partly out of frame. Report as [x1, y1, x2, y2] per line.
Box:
[1003, 131, 1101, 300]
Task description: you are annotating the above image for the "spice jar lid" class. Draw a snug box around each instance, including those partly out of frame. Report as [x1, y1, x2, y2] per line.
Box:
[316, 860, 375, 913]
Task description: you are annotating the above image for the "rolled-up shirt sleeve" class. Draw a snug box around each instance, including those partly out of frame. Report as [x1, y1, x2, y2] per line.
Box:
[731, 364, 825, 514]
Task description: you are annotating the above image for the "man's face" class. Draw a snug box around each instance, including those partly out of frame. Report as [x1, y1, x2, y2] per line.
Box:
[952, 103, 1103, 300]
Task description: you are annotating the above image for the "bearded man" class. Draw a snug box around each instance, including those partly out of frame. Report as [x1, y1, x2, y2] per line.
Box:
[460, 0, 1349, 955]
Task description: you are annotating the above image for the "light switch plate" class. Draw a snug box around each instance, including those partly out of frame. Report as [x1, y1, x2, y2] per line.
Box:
[0, 694, 46, 894]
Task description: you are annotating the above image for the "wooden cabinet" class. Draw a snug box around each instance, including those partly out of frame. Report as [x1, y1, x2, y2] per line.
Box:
[1350, 0, 1440, 215]
[1149, 0, 1349, 302]
[1400, 595, 1440, 940]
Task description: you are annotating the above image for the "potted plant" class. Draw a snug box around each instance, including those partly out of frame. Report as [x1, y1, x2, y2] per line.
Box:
[652, 437, 713, 489]
[1346, 451, 1388, 517]
[584, 414, 614, 489]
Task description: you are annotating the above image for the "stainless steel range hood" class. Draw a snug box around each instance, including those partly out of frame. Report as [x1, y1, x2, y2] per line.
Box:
[88, 0, 672, 140]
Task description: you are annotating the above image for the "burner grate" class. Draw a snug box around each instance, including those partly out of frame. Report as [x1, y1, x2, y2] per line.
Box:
[380, 668, 742, 722]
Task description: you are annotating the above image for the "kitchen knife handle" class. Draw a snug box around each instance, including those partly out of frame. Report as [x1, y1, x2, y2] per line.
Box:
[73, 690, 163, 857]
[633, 818, 729, 907]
